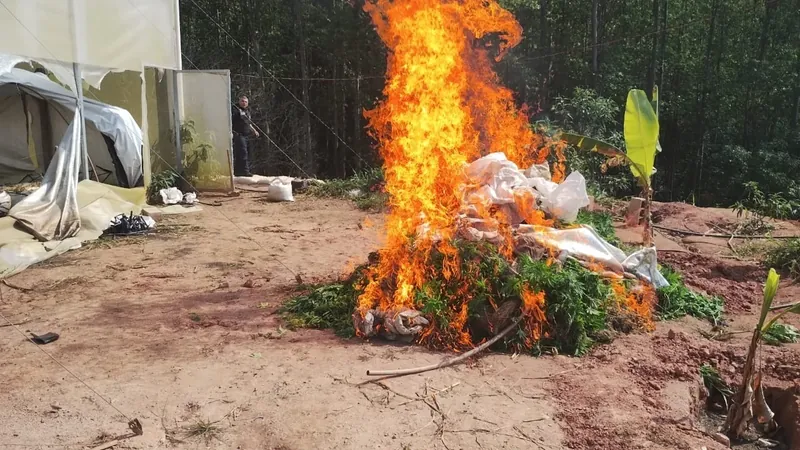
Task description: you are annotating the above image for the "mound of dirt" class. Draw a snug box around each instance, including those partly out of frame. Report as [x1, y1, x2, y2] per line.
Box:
[659, 251, 766, 313]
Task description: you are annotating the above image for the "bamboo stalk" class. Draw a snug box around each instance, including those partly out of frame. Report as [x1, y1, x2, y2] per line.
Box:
[366, 318, 521, 377]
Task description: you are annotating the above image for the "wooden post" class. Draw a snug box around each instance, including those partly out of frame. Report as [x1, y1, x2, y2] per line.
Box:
[625, 197, 644, 227]
[643, 187, 653, 247]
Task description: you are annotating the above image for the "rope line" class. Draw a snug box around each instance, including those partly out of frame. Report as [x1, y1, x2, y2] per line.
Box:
[0, 289, 134, 423]
[184, 0, 368, 166]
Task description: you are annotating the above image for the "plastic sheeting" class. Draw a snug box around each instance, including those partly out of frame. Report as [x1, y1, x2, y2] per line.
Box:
[462, 152, 669, 288]
[0, 180, 146, 279]
[9, 108, 82, 241]
[0, 52, 111, 91]
[0, 0, 180, 72]
[516, 225, 669, 288]
[0, 68, 143, 186]
[178, 71, 234, 191]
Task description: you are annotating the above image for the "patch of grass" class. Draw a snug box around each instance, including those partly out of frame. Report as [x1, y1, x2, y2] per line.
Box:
[183, 419, 223, 442]
[281, 269, 367, 337]
[762, 322, 800, 346]
[656, 266, 724, 324]
[575, 210, 620, 246]
[699, 363, 733, 409]
[764, 238, 800, 279]
[307, 168, 387, 211]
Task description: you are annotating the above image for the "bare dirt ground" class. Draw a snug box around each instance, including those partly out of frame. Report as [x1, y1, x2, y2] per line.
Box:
[0, 192, 798, 450]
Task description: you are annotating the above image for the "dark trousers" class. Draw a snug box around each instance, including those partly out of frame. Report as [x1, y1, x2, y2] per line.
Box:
[233, 134, 251, 176]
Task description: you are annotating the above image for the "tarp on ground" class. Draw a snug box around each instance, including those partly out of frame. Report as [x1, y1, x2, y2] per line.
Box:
[0, 68, 143, 187]
[0, 180, 146, 279]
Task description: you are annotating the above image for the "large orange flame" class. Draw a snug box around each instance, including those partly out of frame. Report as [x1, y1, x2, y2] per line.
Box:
[358, 0, 563, 345]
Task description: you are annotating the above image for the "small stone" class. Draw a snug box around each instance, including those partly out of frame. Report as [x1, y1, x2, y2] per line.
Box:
[712, 432, 730, 448]
[668, 329, 676, 339]
[243, 279, 259, 288]
[648, 380, 661, 391]
[644, 396, 658, 407]
[218, 281, 230, 289]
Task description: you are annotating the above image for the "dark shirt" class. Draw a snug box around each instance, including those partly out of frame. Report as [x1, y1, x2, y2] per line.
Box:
[232, 105, 253, 136]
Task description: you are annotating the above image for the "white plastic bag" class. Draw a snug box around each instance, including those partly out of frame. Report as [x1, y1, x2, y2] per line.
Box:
[525, 162, 551, 181]
[182, 192, 198, 204]
[267, 179, 294, 202]
[159, 187, 183, 205]
[530, 172, 589, 222]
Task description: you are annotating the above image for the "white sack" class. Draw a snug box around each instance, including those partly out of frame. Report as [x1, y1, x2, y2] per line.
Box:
[525, 162, 551, 181]
[159, 187, 182, 205]
[267, 179, 294, 202]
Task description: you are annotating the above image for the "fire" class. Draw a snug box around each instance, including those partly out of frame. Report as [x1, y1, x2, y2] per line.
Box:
[611, 280, 655, 331]
[358, 0, 564, 335]
[520, 288, 547, 348]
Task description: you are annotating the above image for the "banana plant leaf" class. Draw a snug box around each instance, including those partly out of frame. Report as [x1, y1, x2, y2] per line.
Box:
[624, 89, 660, 184]
[652, 85, 662, 154]
[560, 133, 629, 160]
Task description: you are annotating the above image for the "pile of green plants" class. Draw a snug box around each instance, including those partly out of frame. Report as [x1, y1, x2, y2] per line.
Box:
[282, 210, 726, 355]
[306, 168, 387, 211]
[283, 239, 667, 356]
[656, 266, 724, 324]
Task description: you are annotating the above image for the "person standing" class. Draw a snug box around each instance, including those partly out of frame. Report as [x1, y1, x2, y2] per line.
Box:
[232, 95, 259, 177]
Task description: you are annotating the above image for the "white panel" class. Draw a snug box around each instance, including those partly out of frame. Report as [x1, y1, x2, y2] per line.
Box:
[0, 0, 180, 71]
[0, 0, 75, 64]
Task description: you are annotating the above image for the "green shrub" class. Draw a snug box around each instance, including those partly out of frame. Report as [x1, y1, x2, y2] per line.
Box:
[762, 322, 800, 346]
[764, 238, 800, 279]
[575, 210, 620, 247]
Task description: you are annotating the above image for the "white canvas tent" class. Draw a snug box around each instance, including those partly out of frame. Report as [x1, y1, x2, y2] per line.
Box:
[0, 0, 233, 275]
[0, 68, 143, 187]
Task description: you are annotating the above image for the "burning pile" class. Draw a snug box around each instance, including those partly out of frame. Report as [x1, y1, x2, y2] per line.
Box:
[344, 0, 667, 354]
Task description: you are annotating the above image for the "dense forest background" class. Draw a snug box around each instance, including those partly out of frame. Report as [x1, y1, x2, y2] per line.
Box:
[180, 0, 800, 207]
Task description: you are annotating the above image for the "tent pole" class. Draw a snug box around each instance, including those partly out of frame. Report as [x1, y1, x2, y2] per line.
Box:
[171, 70, 183, 173]
[73, 62, 89, 180]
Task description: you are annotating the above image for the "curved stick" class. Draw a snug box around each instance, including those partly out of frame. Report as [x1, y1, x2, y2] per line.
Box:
[366, 317, 521, 377]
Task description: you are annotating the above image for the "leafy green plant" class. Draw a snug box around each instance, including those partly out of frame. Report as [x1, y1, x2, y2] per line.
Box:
[762, 322, 800, 346]
[561, 87, 662, 246]
[732, 181, 800, 221]
[725, 269, 797, 437]
[147, 169, 179, 204]
[699, 363, 734, 410]
[516, 257, 613, 356]
[656, 266, 724, 324]
[764, 238, 800, 279]
[281, 283, 358, 337]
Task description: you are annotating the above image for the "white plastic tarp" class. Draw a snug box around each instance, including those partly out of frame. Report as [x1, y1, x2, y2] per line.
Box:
[9, 108, 82, 241]
[0, 180, 146, 278]
[0, 0, 180, 72]
[517, 224, 669, 288]
[463, 153, 669, 288]
[0, 68, 143, 186]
